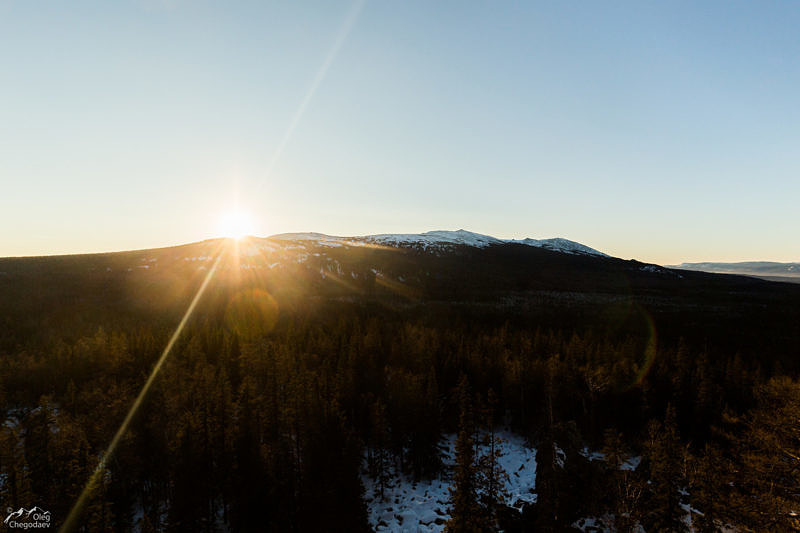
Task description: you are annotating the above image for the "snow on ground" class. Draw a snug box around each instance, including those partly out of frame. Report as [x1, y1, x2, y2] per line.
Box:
[640, 265, 664, 273]
[573, 515, 623, 532]
[365, 230, 502, 249]
[639, 265, 683, 277]
[268, 230, 607, 256]
[621, 456, 641, 471]
[579, 447, 641, 471]
[507, 237, 607, 257]
[362, 430, 536, 533]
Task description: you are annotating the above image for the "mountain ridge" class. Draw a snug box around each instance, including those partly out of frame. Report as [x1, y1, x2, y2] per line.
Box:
[269, 229, 607, 257]
[669, 261, 800, 283]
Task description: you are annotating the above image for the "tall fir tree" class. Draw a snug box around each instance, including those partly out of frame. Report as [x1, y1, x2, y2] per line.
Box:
[602, 428, 643, 533]
[369, 399, 391, 501]
[534, 356, 564, 532]
[643, 405, 687, 532]
[477, 388, 508, 528]
[689, 443, 724, 533]
[446, 376, 490, 533]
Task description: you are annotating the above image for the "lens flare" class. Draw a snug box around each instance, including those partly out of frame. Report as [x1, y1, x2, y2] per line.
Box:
[632, 307, 658, 388]
[61, 252, 223, 533]
[225, 288, 279, 339]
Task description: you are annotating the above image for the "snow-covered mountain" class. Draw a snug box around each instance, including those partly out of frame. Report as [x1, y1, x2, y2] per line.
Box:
[506, 237, 606, 257]
[363, 229, 501, 249]
[270, 229, 606, 257]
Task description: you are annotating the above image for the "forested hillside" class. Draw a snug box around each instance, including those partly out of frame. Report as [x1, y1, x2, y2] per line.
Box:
[1, 237, 799, 531]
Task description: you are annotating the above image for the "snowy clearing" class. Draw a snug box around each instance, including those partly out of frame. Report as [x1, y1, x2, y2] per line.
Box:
[362, 430, 537, 533]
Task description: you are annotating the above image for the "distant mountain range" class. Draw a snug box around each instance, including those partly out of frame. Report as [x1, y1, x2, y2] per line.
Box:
[270, 229, 607, 256]
[668, 261, 800, 283]
[2, 228, 799, 362]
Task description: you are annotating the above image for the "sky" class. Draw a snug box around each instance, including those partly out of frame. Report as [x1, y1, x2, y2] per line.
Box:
[1, 1, 799, 264]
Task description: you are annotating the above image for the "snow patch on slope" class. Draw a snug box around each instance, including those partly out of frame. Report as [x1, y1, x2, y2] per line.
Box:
[508, 237, 607, 257]
[269, 230, 606, 256]
[365, 229, 502, 249]
[362, 430, 537, 533]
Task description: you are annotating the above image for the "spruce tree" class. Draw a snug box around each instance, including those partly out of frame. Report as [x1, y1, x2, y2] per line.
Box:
[478, 389, 508, 521]
[602, 428, 643, 533]
[643, 405, 687, 532]
[534, 355, 563, 532]
[690, 443, 723, 533]
[369, 399, 391, 500]
[724, 377, 800, 531]
[446, 376, 489, 533]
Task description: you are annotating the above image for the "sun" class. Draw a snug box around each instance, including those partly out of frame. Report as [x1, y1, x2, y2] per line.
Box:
[217, 210, 255, 240]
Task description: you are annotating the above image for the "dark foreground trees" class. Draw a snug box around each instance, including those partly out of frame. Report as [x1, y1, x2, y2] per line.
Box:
[1, 309, 798, 531]
[445, 376, 487, 533]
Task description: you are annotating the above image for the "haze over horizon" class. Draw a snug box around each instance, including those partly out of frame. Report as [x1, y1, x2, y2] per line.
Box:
[2, 1, 799, 265]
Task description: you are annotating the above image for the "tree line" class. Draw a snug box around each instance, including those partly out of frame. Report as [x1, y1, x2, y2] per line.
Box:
[1, 308, 799, 531]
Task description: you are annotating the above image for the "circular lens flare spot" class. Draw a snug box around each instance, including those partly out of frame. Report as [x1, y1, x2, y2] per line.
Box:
[225, 289, 279, 339]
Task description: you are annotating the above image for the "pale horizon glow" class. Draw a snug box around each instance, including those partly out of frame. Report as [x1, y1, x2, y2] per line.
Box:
[2, 1, 800, 265]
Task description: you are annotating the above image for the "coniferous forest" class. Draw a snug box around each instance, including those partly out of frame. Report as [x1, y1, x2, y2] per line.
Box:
[1, 237, 800, 532]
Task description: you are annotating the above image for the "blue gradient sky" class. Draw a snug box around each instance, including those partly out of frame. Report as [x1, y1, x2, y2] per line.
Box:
[2, 1, 798, 264]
